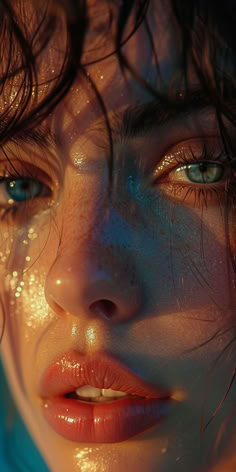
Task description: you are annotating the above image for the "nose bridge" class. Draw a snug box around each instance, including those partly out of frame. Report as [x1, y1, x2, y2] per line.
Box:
[44, 202, 143, 324]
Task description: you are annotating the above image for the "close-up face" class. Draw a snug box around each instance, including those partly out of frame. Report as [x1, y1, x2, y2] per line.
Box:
[0, 1, 236, 471]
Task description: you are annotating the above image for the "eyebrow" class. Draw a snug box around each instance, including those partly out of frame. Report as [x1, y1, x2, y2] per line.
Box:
[0, 89, 218, 149]
[112, 89, 213, 142]
[10, 127, 58, 149]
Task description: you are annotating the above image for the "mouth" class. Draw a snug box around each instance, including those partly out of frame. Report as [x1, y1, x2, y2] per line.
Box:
[40, 351, 174, 443]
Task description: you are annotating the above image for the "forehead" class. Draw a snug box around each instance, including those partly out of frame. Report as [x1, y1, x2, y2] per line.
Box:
[23, 0, 182, 86]
[0, 0, 194, 146]
[52, 0, 186, 143]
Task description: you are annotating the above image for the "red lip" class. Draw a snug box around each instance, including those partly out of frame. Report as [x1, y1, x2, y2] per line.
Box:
[39, 351, 173, 443]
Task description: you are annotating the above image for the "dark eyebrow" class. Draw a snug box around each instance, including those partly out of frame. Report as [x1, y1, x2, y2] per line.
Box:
[112, 89, 213, 141]
[9, 126, 58, 149]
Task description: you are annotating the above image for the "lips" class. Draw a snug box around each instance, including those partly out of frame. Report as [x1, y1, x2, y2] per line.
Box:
[39, 351, 173, 443]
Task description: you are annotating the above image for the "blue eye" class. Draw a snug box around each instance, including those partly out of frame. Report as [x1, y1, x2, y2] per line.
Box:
[5, 178, 50, 202]
[184, 162, 224, 184]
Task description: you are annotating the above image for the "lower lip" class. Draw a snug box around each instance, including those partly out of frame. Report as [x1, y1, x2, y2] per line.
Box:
[42, 396, 171, 443]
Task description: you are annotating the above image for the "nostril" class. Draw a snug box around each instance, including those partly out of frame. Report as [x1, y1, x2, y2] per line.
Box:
[90, 299, 116, 320]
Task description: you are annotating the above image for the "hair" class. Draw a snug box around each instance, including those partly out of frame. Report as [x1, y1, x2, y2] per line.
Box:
[0, 0, 235, 470]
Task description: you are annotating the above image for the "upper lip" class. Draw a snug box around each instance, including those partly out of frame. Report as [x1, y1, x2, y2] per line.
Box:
[39, 351, 171, 399]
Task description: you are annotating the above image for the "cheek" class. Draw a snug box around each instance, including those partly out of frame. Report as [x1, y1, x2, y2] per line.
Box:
[0, 214, 55, 347]
[136, 191, 236, 322]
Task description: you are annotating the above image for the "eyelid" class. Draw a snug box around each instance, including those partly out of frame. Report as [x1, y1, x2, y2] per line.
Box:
[152, 137, 228, 180]
[1, 160, 55, 190]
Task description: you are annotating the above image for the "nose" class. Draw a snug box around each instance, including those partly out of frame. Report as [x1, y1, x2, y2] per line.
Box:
[44, 209, 143, 324]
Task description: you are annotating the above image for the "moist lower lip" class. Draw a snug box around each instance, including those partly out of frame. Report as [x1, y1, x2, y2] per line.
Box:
[42, 395, 171, 443]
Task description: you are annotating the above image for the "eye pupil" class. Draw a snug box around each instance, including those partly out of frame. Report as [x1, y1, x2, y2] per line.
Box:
[199, 163, 207, 173]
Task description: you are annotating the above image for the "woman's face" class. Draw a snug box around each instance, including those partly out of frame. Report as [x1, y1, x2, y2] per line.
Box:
[0, 1, 235, 471]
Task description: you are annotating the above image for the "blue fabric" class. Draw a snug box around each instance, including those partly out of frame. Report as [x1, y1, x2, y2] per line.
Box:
[0, 360, 49, 471]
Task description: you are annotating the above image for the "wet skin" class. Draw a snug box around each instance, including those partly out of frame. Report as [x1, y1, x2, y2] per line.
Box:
[0, 1, 236, 471]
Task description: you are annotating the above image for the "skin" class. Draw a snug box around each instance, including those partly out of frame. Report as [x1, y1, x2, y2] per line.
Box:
[0, 0, 236, 471]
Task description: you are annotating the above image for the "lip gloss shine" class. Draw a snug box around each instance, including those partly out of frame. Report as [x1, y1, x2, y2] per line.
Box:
[40, 351, 173, 443]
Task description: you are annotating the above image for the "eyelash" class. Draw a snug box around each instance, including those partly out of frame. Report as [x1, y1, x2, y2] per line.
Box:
[156, 144, 236, 207]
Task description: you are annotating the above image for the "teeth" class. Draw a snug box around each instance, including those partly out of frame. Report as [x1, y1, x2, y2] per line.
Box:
[75, 385, 127, 399]
[75, 385, 101, 398]
[102, 388, 127, 398]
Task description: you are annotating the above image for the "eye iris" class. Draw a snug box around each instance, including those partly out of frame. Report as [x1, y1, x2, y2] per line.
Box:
[185, 162, 224, 184]
[6, 179, 43, 202]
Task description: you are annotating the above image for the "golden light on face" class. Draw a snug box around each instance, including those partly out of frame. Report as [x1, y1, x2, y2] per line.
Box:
[0, 1, 235, 472]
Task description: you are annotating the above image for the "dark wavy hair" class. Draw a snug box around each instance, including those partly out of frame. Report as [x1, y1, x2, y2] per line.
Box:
[0, 0, 235, 470]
